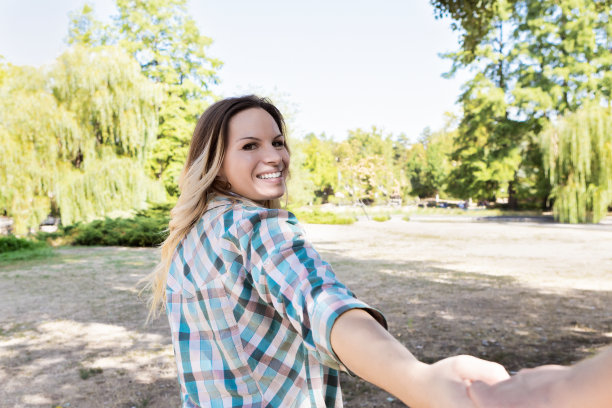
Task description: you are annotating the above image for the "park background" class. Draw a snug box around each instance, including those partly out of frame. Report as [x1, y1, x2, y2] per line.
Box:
[0, 1, 611, 407]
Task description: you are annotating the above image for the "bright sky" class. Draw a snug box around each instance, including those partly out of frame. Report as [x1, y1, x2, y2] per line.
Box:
[0, 0, 469, 141]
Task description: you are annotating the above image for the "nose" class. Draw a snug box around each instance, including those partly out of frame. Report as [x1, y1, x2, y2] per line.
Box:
[262, 143, 283, 165]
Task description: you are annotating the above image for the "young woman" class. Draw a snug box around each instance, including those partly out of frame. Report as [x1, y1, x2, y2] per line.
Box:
[146, 95, 509, 408]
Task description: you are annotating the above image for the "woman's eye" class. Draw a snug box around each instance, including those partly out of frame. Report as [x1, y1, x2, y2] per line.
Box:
[273, 140, 285, 148]
[242, 143, 257, 150]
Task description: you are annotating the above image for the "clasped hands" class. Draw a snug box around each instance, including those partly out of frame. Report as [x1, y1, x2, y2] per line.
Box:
[426, 355, 568, 408]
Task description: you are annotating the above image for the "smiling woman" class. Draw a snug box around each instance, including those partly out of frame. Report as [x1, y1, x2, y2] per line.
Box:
[143, 94, 509, 408]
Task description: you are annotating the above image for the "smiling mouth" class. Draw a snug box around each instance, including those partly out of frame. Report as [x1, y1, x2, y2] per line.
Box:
[257, 171, 282, 180]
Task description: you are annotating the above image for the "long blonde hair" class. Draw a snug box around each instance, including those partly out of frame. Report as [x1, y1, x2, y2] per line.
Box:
[143, 95, 289, 319]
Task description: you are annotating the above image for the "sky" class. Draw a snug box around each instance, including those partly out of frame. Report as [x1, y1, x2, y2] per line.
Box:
[0, 0, 470, 141]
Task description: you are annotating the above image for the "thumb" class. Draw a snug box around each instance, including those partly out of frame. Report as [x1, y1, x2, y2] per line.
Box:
[454, 355, 510, 385]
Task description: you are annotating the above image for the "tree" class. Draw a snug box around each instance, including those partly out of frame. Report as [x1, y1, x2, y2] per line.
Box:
[336, 127, 404, 204]
[0, 46, 164, 233]
[541, 105, 612, 223]
[68, 0, 222, 196]
[285, 137, 317, 207]
[301, 133, 339, 203]
[446, 75, 524, 201]
[404, 117, 458, 199]
[432, 0, 611, 211]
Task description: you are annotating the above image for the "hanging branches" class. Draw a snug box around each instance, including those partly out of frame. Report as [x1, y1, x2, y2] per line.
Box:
[0, 46, 164, 234]
[541, 105, 612, 223]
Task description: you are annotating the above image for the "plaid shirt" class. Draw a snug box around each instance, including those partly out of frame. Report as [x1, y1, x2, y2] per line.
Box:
[166, 196, 386, 407]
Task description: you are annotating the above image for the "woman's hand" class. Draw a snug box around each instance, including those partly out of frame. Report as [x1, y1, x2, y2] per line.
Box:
[468, 365, 569, 408]
[469, 346, 612, 408]
[410, 355, 510, 408]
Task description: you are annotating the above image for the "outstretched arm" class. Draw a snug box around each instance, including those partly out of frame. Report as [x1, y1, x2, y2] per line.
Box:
[468, 346, 612, 408]
[330, 309, 510, 408]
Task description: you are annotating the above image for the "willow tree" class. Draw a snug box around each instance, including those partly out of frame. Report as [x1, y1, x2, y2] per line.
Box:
[0, 46, 164, 234]
[68, 0, 221, 196]
[541, 105, 612, 223]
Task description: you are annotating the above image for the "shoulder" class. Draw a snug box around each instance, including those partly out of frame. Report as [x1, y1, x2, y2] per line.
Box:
[230, 202, 303, 245]
[203, 195, 304, 246]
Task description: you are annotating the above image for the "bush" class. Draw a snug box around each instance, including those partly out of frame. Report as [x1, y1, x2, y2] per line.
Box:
[0, 235, 54, 262]
[72, 214, 169, 247]
[0, 235, 46, 253]
[36, 203, 171, 247]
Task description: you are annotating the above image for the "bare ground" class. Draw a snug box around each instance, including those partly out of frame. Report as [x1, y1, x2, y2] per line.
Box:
[0, 219, 611, 407]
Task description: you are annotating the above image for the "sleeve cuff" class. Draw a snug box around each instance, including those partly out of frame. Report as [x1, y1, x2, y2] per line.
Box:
[311, 290, 388, 374]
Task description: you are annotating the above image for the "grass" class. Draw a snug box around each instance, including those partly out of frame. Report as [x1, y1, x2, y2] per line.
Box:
[290, 209, 356, 225]
[372, 214, 391, 222]
[289, 203, 545, 221]
[79, 367, 103, 380]
[0, 246, 55, 263]
[408, 207, 544, 217]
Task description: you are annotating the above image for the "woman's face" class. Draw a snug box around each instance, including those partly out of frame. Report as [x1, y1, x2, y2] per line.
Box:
[220, 108, 289, 203]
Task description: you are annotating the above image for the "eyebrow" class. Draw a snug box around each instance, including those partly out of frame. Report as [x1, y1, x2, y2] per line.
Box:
[238, 134, 283, 141]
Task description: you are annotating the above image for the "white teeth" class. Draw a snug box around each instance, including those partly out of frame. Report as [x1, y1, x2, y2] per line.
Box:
[257, 171, 282, 179]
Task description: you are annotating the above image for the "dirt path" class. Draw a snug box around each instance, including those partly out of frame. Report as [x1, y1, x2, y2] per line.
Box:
[1, 220, 610, 407]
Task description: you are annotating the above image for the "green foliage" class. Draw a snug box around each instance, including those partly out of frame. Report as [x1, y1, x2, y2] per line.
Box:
[286, 136, 317, 206]
[0, 47, 165, 233]
[70, 204, 170, 247]
[406, 120, 457, 198]
[336, 127, 407, 203]
[0, 236, 46, 253]
[301, 133, 339, 203]
[541, 105, 612, 223]
[67, 4, 110, 46]
[68, 0, 221, 196]
[447, 76, 524, 201]
[433, 0, 612, 207]
[291, 210, 356, 225]
[0, 236, 54, 263]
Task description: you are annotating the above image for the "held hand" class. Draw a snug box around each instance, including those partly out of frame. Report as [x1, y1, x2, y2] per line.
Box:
[414, 355, 510, 408]
[468, 365, 568, 408]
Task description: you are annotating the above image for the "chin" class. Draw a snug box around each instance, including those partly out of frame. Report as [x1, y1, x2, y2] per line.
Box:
[256, 189, 285, 202]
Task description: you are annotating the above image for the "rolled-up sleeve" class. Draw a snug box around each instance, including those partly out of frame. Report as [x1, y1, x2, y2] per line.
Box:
[235, 208, 387, 371]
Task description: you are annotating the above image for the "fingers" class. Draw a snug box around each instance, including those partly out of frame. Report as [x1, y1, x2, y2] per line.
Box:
[424, 356, 510, 408]
[468, 380, 503, 408]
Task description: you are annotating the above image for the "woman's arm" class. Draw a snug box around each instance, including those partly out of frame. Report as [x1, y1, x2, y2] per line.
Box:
[330, 309, 510, 408]
[468, 346, 612, 408]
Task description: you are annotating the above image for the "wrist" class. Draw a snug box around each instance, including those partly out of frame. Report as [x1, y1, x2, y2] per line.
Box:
[397, 359, 432, 408]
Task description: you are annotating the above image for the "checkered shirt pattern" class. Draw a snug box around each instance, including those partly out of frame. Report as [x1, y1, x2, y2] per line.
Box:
[166, 196, 386, 407]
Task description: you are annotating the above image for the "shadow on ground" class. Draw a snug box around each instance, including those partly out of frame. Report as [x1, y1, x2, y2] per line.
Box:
[0, 244, 610, 408]
[319, 250, 612, 407]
